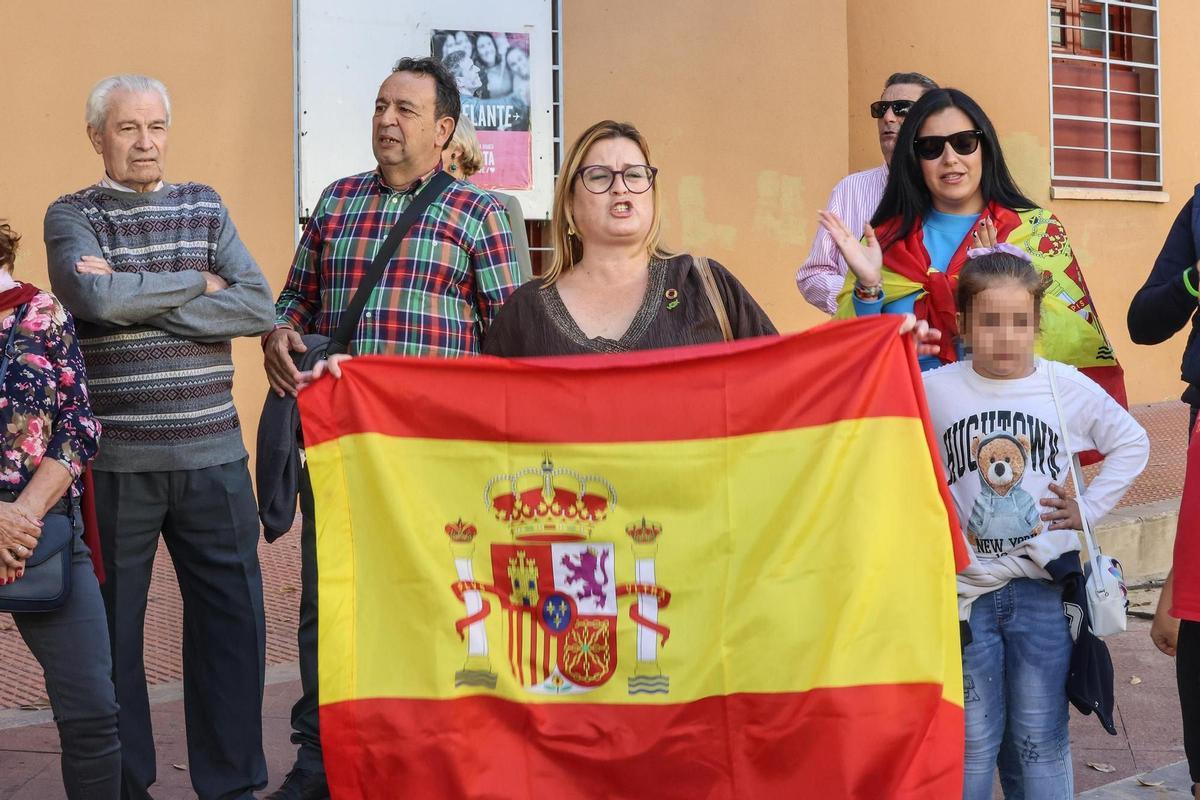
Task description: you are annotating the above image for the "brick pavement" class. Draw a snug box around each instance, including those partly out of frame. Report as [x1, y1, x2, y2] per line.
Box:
[0, 523, 301, 711]
[1085, 400, 1189, 507]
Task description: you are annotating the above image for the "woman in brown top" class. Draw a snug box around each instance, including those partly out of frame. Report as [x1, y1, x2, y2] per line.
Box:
[484, 120, 777, 357]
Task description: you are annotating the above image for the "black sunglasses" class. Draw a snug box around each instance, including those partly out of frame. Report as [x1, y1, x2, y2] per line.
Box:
[913, 129, 984, 161]
[869, 100, 914, 119]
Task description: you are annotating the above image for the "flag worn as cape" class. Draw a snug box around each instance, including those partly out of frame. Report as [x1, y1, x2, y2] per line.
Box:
[297, 315, 967, 799]
[835, 204, 1127, 406]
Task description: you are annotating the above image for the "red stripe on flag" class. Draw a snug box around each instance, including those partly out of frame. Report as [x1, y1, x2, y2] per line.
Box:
[516, 614, 525, 686]
[507, 611, 516, 681]
[298, 317, 924, 447]
[529, 615, 538, 685]
[320, 685, 962, 798]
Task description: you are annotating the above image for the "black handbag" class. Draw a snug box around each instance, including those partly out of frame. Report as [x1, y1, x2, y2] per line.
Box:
[0, 303, 75, 612]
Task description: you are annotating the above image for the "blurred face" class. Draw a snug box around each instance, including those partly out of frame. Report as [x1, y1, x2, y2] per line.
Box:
[917, 107, 984, 215]
[88, 90, 168, 192]
[962, 281, 1037, 380]
[569, 137, 655, 253]
[373, 71, 453, 175]
[476, 35, 497, 66]
[876, 82, 924, 164]
[506, 48, 529, 79]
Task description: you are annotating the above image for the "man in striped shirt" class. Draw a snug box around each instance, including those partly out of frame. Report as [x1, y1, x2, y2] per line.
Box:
[796, 72, 938, 314]
[45, 74, 276, 800]
[263, 57, 518, 800]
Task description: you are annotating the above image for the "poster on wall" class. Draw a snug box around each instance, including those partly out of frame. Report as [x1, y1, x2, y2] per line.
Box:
[431, 29, 532, 190]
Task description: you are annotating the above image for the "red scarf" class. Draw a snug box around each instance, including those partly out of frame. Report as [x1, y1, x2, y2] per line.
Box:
[0, 280, 42, 311]
[875, 202, 1022, 363]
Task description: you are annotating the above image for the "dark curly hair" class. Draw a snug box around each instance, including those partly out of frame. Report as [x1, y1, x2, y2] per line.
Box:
[0, 220, 20, 273]
[393, 56, 461, 147]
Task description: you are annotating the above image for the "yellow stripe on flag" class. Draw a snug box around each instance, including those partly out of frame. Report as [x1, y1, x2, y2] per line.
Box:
[310, 417, 962, 709]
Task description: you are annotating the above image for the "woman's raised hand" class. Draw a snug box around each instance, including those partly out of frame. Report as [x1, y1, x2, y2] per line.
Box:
[817, 211, 883, 289]
[971, 215, 998, 249]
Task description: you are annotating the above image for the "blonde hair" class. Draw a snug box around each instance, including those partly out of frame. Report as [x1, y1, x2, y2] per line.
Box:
[544, 120, 673, 284]
[449, 115, 484, 177]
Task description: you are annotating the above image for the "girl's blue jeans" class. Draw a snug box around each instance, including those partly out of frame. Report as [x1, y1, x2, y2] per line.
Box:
[962, 577, 1074, 800]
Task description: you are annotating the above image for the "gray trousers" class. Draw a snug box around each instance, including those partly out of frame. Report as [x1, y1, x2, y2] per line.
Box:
[287, 465, 322, 773]
[94, 459, 267, 800]
[12, 512, 121, 799]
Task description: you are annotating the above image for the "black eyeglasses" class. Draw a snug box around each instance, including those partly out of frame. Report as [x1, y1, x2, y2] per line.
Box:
[913, 129, 984, 161]
[574, 164, 658, 194]
[869, 100, 914, 119]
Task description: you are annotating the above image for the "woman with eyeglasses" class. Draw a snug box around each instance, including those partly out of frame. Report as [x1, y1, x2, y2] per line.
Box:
[483, 119, 778, 356]
[819, 88, 1122, 388]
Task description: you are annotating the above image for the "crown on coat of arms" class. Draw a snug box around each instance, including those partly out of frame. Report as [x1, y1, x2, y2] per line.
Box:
[444, 518, 478, 543]
[625, 518, 662, 544]
[484, 456, 617, 543]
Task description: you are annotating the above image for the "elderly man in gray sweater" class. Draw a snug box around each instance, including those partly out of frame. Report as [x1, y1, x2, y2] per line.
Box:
[44, 74, 274, 800]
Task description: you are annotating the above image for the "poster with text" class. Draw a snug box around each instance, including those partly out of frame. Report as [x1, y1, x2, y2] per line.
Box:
[432, 29, 532, 190]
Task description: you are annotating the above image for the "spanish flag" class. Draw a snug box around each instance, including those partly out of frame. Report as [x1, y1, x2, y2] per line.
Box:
[298, 315, 967, 799]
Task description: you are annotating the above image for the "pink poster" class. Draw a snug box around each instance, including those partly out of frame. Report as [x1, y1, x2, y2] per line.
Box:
[432, 30, 532, 190]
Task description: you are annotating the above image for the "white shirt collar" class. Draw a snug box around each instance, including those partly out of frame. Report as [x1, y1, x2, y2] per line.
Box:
[99, 174, 164, 193]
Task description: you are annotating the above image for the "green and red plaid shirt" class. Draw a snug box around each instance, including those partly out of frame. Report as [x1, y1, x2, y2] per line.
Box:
[275, 168, 519, 356]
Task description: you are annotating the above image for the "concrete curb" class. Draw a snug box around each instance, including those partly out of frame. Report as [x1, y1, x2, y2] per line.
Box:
[1095, 499, 1180, 581]
[0, 661, 300, 731]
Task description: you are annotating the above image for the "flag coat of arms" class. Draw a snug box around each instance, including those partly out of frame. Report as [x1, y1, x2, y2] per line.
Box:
[298, 315, 968, 798]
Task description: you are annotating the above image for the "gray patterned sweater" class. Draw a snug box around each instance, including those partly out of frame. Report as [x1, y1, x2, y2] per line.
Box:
[44, 183, 274, 472]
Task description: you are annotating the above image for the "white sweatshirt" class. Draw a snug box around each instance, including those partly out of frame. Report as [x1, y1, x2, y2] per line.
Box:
[922, 359, 1149, 617]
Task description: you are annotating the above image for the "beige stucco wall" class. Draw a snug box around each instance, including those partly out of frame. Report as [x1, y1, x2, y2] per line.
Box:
[562, 1, 850, 336]
[847, 0, 1200, 405]
[0, 0, 296, 464]
[0, 0, 1191, 482]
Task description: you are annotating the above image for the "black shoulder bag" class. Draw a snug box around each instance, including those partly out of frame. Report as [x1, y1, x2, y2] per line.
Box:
[325, 169, 455, 356]
[0, 304, 76, 613]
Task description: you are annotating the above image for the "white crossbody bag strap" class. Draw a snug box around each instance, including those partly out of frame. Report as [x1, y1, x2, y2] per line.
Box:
[1046, 360, 1110, 597]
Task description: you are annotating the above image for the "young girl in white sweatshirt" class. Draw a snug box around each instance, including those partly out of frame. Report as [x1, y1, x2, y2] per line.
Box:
[922, 247, 1149, 799]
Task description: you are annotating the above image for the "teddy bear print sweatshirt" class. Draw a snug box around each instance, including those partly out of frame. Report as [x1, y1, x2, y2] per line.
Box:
[922, 359, 1149, 615]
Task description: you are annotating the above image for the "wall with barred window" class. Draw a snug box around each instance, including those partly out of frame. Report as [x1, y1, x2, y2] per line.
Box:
[846, 0, 1200, 405]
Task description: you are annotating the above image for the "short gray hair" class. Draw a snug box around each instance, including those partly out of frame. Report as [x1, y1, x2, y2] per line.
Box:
[85, 74, 172, 129]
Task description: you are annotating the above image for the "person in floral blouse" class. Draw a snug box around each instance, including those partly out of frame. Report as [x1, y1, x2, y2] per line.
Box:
[0, 219, 119, 798]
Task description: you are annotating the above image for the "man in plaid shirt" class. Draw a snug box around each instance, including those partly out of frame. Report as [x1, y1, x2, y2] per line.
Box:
[263, 56, 518, 800]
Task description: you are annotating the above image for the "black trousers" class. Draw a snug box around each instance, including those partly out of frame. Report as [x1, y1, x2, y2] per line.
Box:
[1180, 620, 1200, 785]
[95, 459, 267, 800]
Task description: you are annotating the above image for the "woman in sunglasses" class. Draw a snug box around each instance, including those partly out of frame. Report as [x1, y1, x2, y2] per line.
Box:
[819, 88, 1122, 390]
[483, 119, 778, 356]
